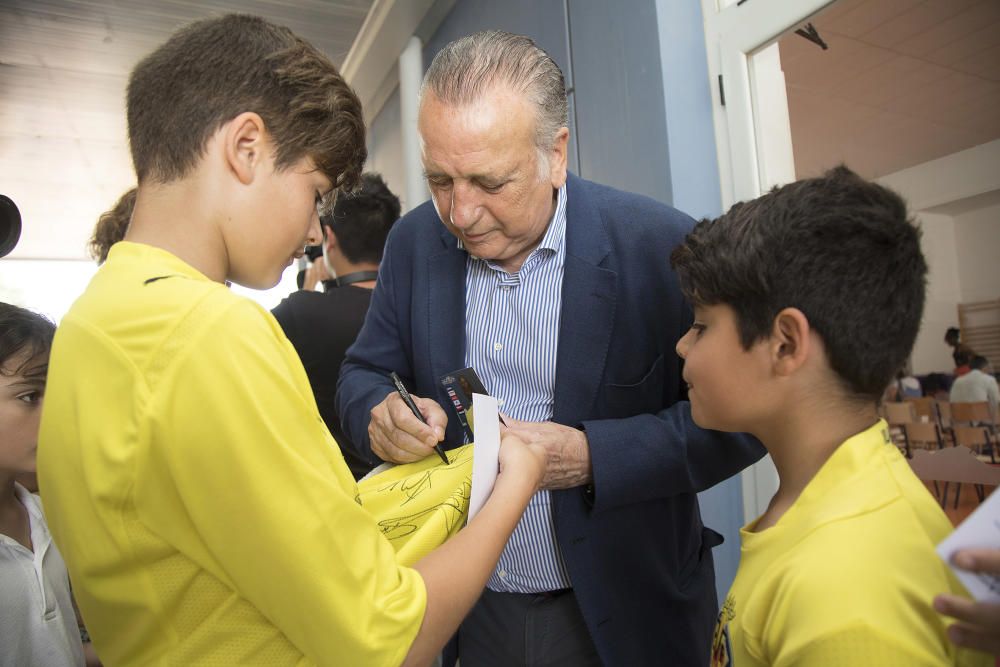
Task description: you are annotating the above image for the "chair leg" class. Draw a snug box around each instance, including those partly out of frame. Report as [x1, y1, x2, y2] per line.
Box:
[953, 483, 962, 510]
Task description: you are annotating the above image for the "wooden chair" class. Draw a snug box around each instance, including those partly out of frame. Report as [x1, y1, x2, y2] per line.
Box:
[909, 445, 1000, 508]
[935, 400, 952, 431]
[904, 396, 937, 424]
[951, 401, 997, 430]
[901, 422, 944, 458]
[882, 402, 916, 450]
[953, 425, 996, 464]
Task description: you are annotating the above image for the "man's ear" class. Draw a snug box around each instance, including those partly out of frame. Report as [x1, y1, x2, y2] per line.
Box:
[323, 226, 338, 254]
[771, 307, 811, 376]
[222, 112, 268, 186]
[548, 126, 570, 189]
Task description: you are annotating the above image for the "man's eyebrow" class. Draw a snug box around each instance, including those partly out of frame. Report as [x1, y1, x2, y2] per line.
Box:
[6, 378, 45, 389]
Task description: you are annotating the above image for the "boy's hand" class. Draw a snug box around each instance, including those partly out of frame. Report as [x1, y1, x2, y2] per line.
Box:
[497, 432, 546, 494]
[369, 392, 447, 464]
[934, 547, 1000, 656]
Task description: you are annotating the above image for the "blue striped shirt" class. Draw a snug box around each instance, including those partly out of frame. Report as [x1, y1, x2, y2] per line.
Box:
[463, 185, 572, 593]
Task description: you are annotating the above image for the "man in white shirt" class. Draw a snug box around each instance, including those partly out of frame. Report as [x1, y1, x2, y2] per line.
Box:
[950, 355, 999, 415]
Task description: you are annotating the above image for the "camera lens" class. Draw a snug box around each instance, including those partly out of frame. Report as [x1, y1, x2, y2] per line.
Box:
[0, 195, 22, 258]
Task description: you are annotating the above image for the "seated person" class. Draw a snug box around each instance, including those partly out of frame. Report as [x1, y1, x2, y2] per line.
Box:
[672, 166, 988, 665]
[949, 355, 999, 416]
[0, 303, 98, 666]
[946, 327, 977, 376]
[272, 172, 399, 479]
[37, 15, 545, 666]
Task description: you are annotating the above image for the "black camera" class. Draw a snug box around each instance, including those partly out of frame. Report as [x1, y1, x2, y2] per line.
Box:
[304, 244, 324, 262]
[0, 195, 22, 258]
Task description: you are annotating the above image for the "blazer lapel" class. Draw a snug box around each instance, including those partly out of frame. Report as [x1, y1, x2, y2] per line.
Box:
[553, 175, 617, 427]
[427, 226, 468, 443]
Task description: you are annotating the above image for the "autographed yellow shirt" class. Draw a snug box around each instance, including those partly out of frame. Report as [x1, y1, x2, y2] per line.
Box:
[39, 242, 426, 666]
[711, 421, 988, 667]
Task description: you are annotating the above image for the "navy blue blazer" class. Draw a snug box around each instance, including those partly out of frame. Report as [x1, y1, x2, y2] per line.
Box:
[338, 173, 765, 665]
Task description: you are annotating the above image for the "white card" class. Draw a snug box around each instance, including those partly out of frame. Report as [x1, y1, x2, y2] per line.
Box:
[468, 393, 500, 520]
[937, 487, 1000, 602]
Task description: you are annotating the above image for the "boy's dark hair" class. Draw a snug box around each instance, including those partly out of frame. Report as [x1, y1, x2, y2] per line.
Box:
[127, 14, 365, 193]
[945, 327, 960, 344]
[323, 173, 400, 264]
[671, 166, 926, 402]
[89, 187, 137, 264]
[0, 303, 56, 376]
[970, 356, 989, 371]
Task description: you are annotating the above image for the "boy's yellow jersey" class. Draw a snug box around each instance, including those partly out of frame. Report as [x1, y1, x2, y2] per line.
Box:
[39, 242, 427, 666]
[712, 420, 989, 667]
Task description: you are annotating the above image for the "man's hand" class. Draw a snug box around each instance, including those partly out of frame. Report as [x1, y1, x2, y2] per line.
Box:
[934, 547, 1000, 656]
[369, 391, 448, 464]
[302, 259, 330, 291]
[504, 419, 592, 489]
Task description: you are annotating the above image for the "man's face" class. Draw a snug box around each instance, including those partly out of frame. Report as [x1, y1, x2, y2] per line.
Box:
[419, 88, 568, 274]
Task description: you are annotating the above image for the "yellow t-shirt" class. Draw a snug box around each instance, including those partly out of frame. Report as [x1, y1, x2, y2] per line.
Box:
[38, 242, 426, 666]
[711, 421, 989, 667]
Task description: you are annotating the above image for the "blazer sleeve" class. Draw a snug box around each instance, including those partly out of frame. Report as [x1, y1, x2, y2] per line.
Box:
[337, 226, 409, 462]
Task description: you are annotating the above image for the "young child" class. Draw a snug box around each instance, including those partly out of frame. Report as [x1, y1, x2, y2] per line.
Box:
[0, 303, 91, 666]
[37, 14, 545, 667]
[671, 166, 989, 666]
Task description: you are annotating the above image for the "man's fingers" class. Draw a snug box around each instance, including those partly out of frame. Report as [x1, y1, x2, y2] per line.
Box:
[935, 594, 1000, 627]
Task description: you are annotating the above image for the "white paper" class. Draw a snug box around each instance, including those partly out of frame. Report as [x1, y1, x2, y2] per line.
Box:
[468, 393, 500, 520]
[937, 487, 1000, 602]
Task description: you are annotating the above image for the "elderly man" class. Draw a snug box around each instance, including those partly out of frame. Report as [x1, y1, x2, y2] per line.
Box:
[338, 31, 764, 666]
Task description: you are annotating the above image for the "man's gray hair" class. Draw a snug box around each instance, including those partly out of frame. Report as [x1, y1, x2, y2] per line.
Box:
[421, 30, 568, 150]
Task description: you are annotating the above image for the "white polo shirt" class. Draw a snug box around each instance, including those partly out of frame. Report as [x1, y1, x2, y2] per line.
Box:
[0, 483, 84, 667]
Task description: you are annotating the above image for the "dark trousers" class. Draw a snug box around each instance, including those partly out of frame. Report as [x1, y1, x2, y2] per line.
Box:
[457, 588, 603, 667]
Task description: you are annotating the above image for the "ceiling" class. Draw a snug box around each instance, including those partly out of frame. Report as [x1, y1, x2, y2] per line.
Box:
[780, 0, 1000, 180]
[0, 0, 373, 261]
[0, 0, 997, 262]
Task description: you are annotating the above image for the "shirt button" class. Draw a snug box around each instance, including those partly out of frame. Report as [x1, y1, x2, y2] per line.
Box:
[493, 342, 502, 351]
[499, 570, 507, 578]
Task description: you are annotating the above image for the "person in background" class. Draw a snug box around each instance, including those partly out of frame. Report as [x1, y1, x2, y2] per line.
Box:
[946, 327, 977, 377]
[949, 355, 999, 416]
[272, 172, 400, 479]
[88, 187, 137, 264]
[337, 29, 764, 666]
[672, 166, 988, 665]
[37, 15, 546, 666]
[0, 303, 100, 666]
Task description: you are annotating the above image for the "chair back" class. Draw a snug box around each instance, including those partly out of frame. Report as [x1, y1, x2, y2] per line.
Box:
[952, 424, 996, 461]
[951, 401, 994, 427]
[904, 396, 936, 422]
[902, 422, 943, 456]
[883, 401, 916, 426]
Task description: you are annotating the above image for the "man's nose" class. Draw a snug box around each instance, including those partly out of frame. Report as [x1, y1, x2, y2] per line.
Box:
[449, 183, 480, 229]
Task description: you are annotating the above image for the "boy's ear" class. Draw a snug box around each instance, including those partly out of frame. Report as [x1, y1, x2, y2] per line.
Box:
[770, 307, 811, 376]
[223, 112, 269, 186]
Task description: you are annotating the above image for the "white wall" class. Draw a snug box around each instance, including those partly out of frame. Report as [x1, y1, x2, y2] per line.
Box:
[953, 202, 1000, 304]
[911, 212, 961, 374]
[878, 139, 1000, 374]
[365, 86, 408, 209]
